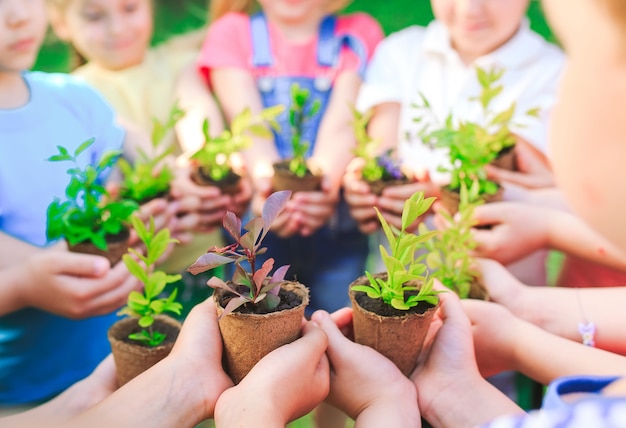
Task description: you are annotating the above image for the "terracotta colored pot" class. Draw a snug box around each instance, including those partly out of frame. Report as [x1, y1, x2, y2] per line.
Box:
[108, 315, 181, 387]
[190, 166, 242, 196]
[491, 144, 517, 171]
[438, 184, 504, 215]
[349, 274, 438, 376]
[67, 228, 130, 266]
[366, 176, 414, 196]
[272, 160, 322, 192]
[215, 281, 309, 384]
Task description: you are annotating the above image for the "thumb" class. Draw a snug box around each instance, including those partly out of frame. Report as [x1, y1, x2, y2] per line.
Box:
[471, 203, 506, 227]
[311, 310, 353, 365]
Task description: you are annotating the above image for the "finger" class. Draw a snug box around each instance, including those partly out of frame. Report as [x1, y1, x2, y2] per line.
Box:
[173, 212, 201, 232]
[311, 310, 354, 366]
[48, 251, 111, 277]
[327, 308, 354, 338]
[377, 197, 405, 216]
[357, 221, 379, 235]
[471, 203, 507, 227]
[173, 195, 201, 214]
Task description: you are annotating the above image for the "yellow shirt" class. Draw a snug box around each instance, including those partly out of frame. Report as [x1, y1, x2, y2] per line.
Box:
[74, 29, 222, 274]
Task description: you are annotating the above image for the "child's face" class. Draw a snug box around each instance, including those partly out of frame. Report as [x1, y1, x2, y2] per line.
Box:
[431, 0, 529, 61]
[257, 0, 329, 26]
[542, 0, 626, 250]
[0, 0, 48, 74]
[53, 0, 153, 70]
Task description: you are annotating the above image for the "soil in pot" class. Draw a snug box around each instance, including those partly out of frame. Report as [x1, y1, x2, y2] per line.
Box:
[349, 274, 438, 376]
[108, 315, 181, 387]
[190, 165, 242, 196]
[438, 184, 504, 216]
[68, 228, 130, 266]
[272, 160, 322, 192]
[490, 144, 517, 171]
[215, 281, 309, 384]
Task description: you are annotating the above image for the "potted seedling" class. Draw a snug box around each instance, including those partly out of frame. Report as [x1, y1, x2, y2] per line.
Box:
[117, 102, 185, 204]
[190, 106, 284, 195]
[349, 191, 441, 376]
[272, 83, 323, 192]
[351, 107, 412, 195]
[416, 66, 539, 214]
[422, 187, 487, 300]
[46, 138, 138, 266]
[108, 215, 183, 387]
[187, 190, 309, 384]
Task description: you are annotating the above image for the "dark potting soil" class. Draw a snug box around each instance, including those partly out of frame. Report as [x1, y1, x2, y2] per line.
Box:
[354, 291, 434, 317]
[107, 227, 131, 243]
[118, 318, 180, 348]
[273, 160, 317, 178]
[193, 166, 241, 187]
[220, 288, 302, 315]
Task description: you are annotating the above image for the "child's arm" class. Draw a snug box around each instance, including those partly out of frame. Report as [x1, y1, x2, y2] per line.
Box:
[470, 202, 626, 270]
[477, 258, 626, 356]
[0, 250, 139, 318]
[0, 232, 43, 267]
[464, 296, 626, 383]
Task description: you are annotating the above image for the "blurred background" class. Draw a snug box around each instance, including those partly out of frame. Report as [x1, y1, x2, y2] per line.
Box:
[35, 0, 555, 72]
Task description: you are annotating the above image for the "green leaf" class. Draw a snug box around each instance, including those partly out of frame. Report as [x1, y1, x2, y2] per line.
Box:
[122, 254, 148, 284]
[75, 137, 95, 157]
[139, 315, 154, 328]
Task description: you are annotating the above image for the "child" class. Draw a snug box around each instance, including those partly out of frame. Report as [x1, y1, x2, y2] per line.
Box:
[348, 0, 565, 287]
[196, 0, 383, 315]
[46, 0, 248, 315]
[0, 0, 154, 409]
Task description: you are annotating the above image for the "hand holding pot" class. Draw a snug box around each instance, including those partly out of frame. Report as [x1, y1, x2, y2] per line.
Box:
[12, 250, 140, 319]
[312, 309, 420, 427]
[214, 319, 330, 427]
[287, 176, 338, 237]
[342, 157, 379, 234]
[486, 138, 555, 189]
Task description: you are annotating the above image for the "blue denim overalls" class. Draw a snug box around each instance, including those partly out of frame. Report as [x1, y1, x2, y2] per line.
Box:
[250, 12, 369, 315]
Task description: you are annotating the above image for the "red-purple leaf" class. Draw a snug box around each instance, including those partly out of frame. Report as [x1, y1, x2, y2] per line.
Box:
[271, 264, 290, 284]
[233, 264, 252, 287]
[223, 211, 242, 241]
[253, 258, 274, 294]
[242, 217, 264, 250]
[188, 253, 235, 275]
[220, 296, 249, 319]
[260, 191, 291, 241]
[207, 277, 239, 294]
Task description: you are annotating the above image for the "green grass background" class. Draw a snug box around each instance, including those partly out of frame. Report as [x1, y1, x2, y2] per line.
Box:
[34, 1, 557, 426]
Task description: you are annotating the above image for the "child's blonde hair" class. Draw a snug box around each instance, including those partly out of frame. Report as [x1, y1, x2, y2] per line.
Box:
[210, 0, 352, 22]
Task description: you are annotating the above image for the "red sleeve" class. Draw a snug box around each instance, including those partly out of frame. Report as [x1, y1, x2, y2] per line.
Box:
[336, 13, 385, 75]
[196, 13, 253, 84]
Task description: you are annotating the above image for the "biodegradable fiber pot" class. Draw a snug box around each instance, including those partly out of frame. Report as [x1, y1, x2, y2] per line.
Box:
[215, 281, 309, 384]
[108, 315, 181, 387]
[439, 184, 504, 216]
[68, 228, 130, 266]
[490, 144, 517, 171]
[272, 160, 322, 193]
[190, 166, 242, 196]
[349, 274, 438, 377]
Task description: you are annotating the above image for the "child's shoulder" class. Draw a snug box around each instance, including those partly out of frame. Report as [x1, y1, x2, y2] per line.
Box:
[336, 12, 381, 30]
[210, 12, 251, 32]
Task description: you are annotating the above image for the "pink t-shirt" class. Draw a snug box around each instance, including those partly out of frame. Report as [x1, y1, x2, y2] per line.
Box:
[557, 255, 626, 288]
[198, 12, 383, 84]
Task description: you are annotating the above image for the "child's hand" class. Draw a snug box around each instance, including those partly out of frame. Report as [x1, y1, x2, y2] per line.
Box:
[214, 319, 329, 427]
[342, 158, 379, 234]
[312, 309, 421, 426]
[20, 251, 140, 318]
[486, 138, 555, 189]
[461, 298, 524, 379]
[475, 258, 529, 313]
[225, 174, 253, 219]
[377, 180, 438, 232]
[289, 176, 339, 237]
[468, 202, 549, 265]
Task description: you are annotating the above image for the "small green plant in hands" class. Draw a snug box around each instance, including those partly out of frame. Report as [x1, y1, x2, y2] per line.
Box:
[351, 192, 441, 310]
[187, 190, 292, 317]
[190, 105, 284, 182]
[288, 83, 320, 177]
[118, 215, 182, 347]
[351, 107, 406, 182]
[415, 66, 539, 202]
[46, 138, 138, 250]
[422, 186, 483, 299]
[118, 102, 185, 203]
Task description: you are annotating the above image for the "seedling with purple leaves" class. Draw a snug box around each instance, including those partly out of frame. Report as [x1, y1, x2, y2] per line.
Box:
[188, 190, 292, 317]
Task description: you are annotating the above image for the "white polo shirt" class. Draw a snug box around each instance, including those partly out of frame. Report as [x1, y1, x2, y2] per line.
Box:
[358, 19, 565, 184]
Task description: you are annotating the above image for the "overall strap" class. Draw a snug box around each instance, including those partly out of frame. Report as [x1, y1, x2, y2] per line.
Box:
[317, 16, 368, 76]
[250, 12, 273, 67]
